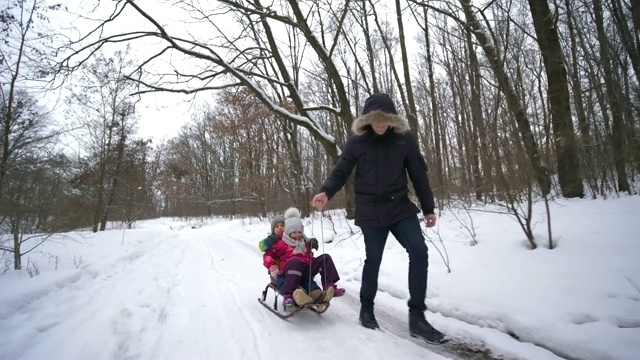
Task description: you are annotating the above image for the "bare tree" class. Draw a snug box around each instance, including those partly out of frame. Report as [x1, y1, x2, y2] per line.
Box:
[0, 0, 62, 198]
[44, 0, 638, 229]
[65, 50, 140, 232]
[563, 0, 598, 197]
[0, 90, 61, 269]
[458, 0, 552, 196]
[593, 0, 631, 193]
[110, 139, 155, 228]
[528, 0, 583, 198]
[59, 0, 350, 161]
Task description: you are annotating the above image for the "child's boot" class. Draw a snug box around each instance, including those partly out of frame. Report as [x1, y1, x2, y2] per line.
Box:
[320, 286, 334, 304]
[282, 294, 296, 312]
[325, 283, 346, 297]
[306, 288, 327, 312]
[309, 289, 324, 302]
[292, 288, 314, 307]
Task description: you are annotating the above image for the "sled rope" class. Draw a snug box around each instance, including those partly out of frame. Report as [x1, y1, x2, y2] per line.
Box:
[321, 210, 327, 289]
[309, 210, 329, 291]
[308, 212, 314, 288]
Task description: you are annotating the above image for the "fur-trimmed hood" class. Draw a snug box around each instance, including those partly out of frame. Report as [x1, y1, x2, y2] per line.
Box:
[351, 110, 410, 135]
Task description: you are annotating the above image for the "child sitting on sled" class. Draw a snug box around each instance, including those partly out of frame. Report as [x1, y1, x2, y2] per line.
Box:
[263, 207, 345, 311]
[260, 214, 323, 304]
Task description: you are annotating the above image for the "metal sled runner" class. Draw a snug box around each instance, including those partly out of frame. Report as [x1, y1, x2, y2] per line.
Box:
[258, 282, 330, 319]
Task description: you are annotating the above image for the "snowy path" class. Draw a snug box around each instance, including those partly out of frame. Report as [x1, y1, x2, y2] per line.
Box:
[4, 198, 638, 360]
[0, 229, 450, 360]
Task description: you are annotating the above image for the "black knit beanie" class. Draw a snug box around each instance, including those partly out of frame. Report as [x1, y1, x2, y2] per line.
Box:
[362, 93, 398, 115]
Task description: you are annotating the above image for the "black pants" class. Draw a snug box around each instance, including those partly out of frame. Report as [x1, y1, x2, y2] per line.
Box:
[360, 215, 429, 312]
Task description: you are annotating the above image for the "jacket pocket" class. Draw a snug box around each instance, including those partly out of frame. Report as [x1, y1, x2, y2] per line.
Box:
[354, 194, 377, 223]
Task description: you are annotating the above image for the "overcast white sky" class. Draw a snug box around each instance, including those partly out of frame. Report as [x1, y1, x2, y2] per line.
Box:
[135, 92, 200, 141]
[43, 0, 216, 142]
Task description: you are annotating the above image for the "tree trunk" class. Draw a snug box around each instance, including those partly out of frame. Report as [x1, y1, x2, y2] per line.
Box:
[633, 0, 640, 36]
[466, 28, 493, 200]
[490, 93, 506, 198]
[0, 0, 35, 200]
[528, 0, 583, 198]
[93, 121, 115, 232]
[13, 214, 21, 270]
[285, 0, 354, 132]
[459, 0, 551, 196]
[251, 0, 342, 165]
[610, 0, 640, 89]
[578, 25, 618, 193]
[100, 130, 127, 231]
[395, 0, 419, 134]
[93, 173, 106, 232]
[423, 6, 445, 202]
[593, 0, 631, 193]
[361, 1, 379, 94]
[564, 0, 598, 196]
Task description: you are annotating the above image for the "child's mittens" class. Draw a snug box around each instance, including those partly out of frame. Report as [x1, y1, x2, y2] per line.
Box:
[269, 265, 279, 279]
[309, 237, 319, 250]
[264, 233, 279, 248]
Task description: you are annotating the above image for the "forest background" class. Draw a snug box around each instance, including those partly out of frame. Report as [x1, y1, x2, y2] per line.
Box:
[1, 0, 638, 270]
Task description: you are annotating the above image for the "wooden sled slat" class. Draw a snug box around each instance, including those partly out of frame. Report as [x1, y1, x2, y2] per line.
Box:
[258, 282, 331, 319]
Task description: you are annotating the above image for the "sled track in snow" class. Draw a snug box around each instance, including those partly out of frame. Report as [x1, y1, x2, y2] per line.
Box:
[230, 232, 513, 359]
[338, 293, 505, 360]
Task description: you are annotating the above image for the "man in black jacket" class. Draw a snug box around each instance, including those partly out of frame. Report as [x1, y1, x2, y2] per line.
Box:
[311, 93, 447, 344]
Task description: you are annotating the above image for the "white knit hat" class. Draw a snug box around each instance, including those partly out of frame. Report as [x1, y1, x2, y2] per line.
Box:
[283, 207, 304, 236]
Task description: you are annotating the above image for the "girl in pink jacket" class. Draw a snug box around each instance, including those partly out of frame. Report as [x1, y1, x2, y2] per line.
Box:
[263, 207, 345, 311]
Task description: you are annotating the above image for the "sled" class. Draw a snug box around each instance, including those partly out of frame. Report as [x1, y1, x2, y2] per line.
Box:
[258, 282, 331, 319]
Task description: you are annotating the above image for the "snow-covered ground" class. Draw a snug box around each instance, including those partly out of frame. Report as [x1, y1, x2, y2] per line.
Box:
[0, 196, 638, 360]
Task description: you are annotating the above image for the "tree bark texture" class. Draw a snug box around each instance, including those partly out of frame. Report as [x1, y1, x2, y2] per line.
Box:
[528, 0, 584, 198]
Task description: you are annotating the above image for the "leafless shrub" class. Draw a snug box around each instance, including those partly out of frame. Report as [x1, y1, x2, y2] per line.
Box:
[41, 251, 60, 270]
[422, 222, 451, 273]
[71, 255, 88, 269]
[449, 201, 479, 246]
[26, 258, 40, 277]
[1, 252, 11, 275]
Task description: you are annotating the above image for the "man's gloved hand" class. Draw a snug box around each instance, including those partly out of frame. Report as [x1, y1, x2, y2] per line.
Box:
[309, 237, 319, 250]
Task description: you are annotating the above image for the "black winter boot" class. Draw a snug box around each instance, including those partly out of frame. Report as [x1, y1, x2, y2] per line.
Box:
[359, 307, 380, 329]
[409, 311, 448, 345]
